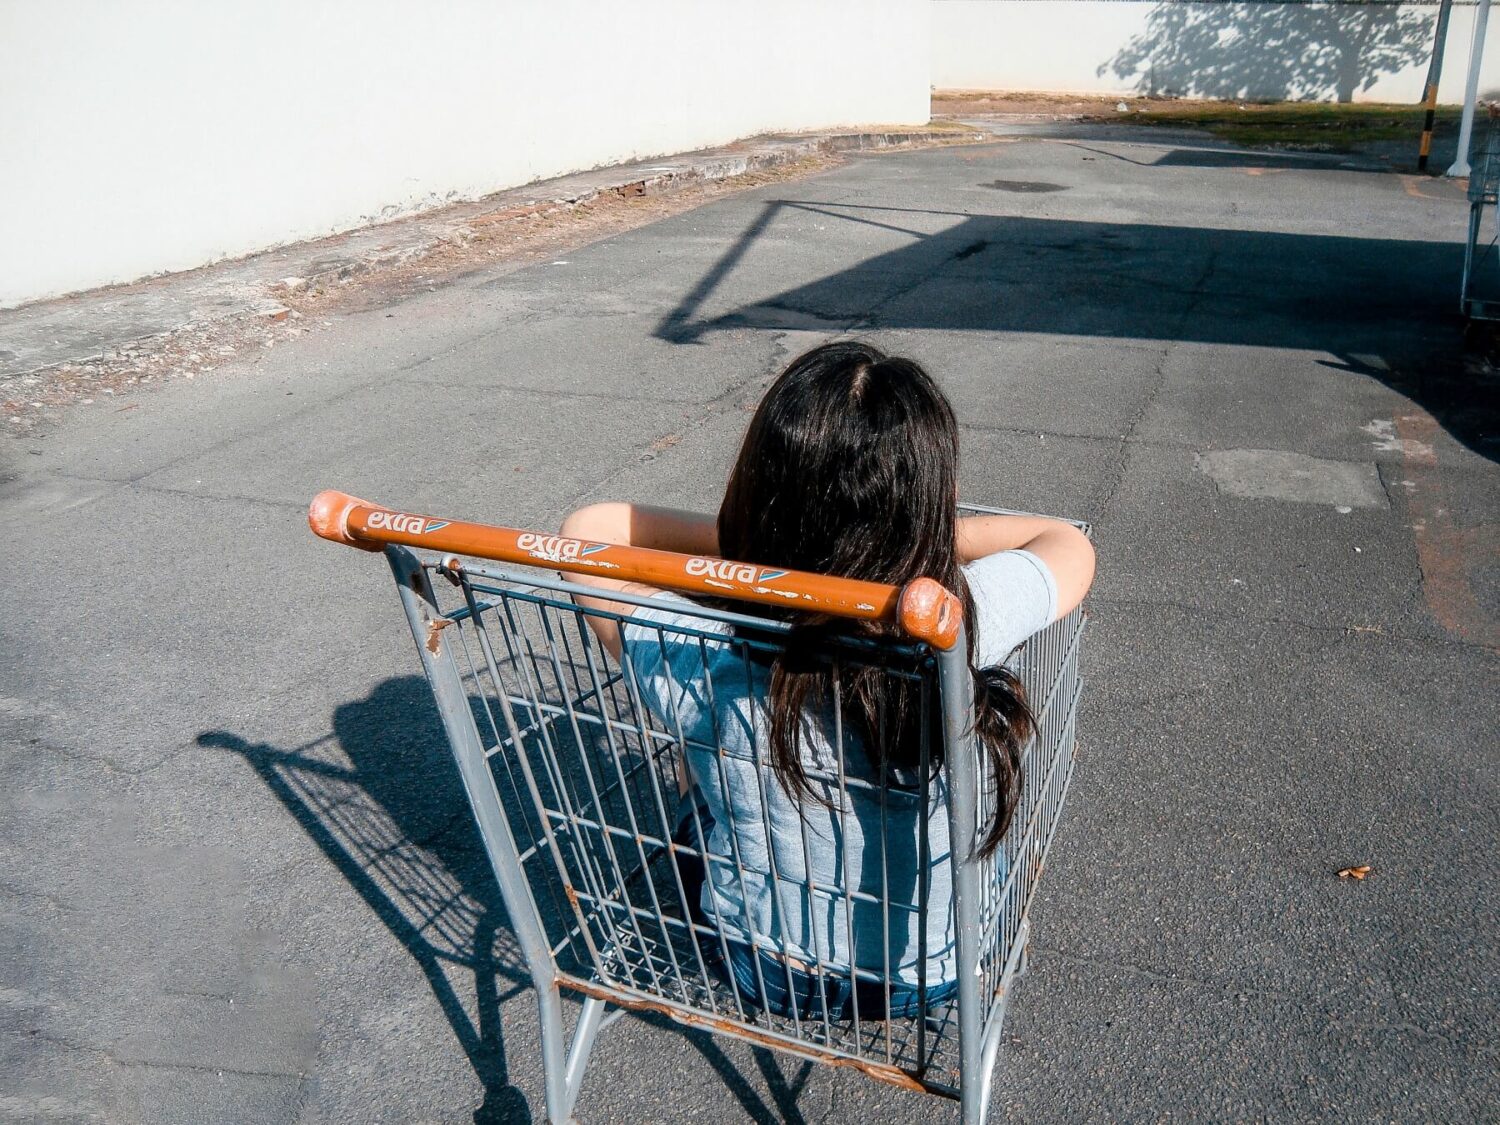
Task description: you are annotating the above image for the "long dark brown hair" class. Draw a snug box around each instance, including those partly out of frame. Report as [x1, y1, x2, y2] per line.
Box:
[718, 342, 1032, 855]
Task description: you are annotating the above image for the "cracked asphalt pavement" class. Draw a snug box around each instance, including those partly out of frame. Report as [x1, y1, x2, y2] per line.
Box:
[2, 129, 1496, 1123]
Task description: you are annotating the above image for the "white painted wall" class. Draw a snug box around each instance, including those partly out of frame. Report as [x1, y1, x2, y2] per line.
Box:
[0, 0, 929, 309]
[934, 0, 1500, 103]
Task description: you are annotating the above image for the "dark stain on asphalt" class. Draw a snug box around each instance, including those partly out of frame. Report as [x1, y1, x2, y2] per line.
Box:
[982, 180, 1067, 193]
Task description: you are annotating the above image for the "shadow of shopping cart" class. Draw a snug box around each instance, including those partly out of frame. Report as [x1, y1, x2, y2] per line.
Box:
[199, 688, 537, 1123]
[201, 690, 826, 1121]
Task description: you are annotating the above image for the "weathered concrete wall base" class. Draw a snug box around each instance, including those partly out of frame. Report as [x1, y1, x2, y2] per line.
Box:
[0, 129, 975, 384]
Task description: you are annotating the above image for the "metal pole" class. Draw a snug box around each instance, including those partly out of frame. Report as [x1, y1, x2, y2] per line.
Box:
[1419, 0, 1455, 172]
[384, 546, 584, 1124]
[1446, 0, 1492, 178]
[936, 629, 989, 1125]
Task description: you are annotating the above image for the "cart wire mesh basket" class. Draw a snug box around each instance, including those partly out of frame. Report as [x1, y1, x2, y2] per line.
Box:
[308, 490, 1086, 1124]
[1462, 111, 1500, 319]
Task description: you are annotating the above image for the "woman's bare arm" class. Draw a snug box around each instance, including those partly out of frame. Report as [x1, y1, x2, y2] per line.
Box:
[558, 502, 718, 658]
[956, 514, 1096, 619]
[558, 505, 1093, 657]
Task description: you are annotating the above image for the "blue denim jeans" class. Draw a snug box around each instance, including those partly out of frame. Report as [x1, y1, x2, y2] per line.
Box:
[672, 794, 957, 1021]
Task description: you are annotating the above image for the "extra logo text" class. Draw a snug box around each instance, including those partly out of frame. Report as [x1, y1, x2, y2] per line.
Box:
[516, 533, 609, 564]
[685, 558, 788, 584]
[367, 511, 449, 535]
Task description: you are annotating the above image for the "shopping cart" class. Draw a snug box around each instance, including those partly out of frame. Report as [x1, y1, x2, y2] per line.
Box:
[309, 490, 1086, 1124]
[1462, 110, 1500, 319]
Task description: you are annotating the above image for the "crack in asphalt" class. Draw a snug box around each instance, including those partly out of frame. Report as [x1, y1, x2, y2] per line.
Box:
[1098, 248, 1221, 521]
[24, 1027, 310, 1081]
[560, 329, 788, 507]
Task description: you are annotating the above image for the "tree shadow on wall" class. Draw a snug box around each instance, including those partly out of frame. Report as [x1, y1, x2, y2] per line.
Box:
[1100, 1, 1435, 103]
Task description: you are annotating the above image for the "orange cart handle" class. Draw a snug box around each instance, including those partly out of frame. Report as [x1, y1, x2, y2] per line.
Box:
[309, 490, 962, 649]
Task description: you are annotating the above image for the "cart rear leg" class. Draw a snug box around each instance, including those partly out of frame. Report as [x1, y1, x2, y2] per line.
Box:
[537, 990, 612, 1124]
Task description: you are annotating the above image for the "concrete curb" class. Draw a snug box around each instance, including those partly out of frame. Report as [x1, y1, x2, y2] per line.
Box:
[0, 129, 980, 387]
[282, 130, 975, 292]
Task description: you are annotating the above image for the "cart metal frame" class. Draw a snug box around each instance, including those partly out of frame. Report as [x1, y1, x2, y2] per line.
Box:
[309, 490, 1086, 1124]
[1462, 114, 1500, 319]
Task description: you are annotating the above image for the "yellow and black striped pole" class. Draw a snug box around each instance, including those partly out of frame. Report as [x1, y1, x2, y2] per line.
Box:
[1419, 0, 1455, 172]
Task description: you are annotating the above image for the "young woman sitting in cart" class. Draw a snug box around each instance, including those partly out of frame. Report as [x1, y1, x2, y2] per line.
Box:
[560, 342, 1095, 1020]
